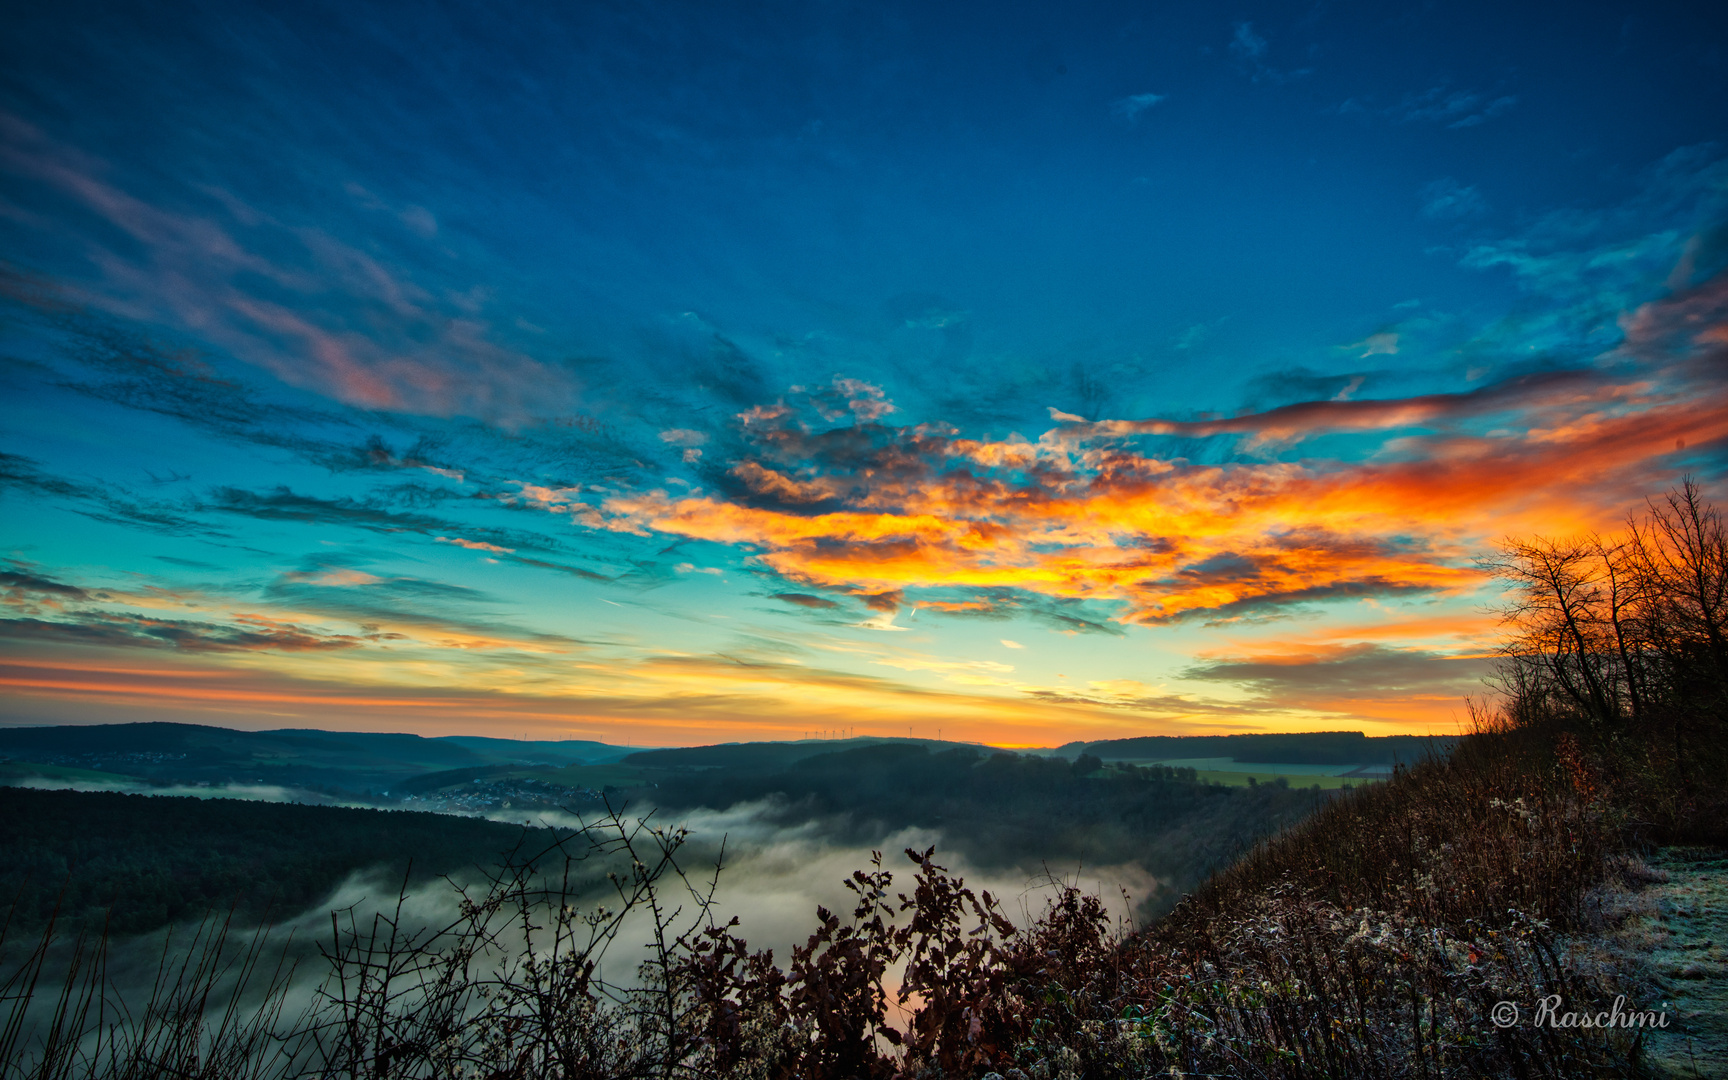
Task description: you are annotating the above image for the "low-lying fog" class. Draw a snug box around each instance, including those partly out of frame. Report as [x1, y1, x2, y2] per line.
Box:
[3, 787, 1160, 1047]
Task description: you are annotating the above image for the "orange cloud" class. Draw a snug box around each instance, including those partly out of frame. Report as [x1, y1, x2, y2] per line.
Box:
[569, 276, 1728, 629]
[436, 535, 516, 554]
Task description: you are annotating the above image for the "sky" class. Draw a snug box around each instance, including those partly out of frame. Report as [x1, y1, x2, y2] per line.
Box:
[2, 0, 1727, 747]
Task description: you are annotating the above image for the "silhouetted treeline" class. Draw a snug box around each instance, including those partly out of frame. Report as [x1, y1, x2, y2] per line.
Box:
[0, 788, 542, 935]
[623, 739, 904, 771]
[627, 730, 1443, 771]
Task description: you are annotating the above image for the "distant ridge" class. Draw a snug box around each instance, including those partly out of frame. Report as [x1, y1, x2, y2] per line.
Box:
[622, 732, 1453, 771]
[623, 736, 934, 771]
[0, 722, 630, 763]
[1062, 731, 1455, 765]
[0, 721, 634, 794]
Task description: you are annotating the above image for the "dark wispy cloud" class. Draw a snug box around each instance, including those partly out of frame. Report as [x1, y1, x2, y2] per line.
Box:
[45, 307, 352, 456]
[0, 561, 381, 652]
[260, 555, 593, 650]
[0, 612, 375, 652]
[1420, 178, 1487, 220]
[205, 486, 462, 534]
[1183, 643, 1491, 703]
[1227, 21, 1310, 84]
[200, 487, 606, 579]
[1021, 682, 1263, 719]
[1111, 93, 1166, 122]
[505, 555, 609, 582]
[0, 566, 91, 610]
[914, 590, 1126, 636]
[0, 451, 219, 536]
[1399, 87, 1517, 129]
[1082, 366, 1609, 441]
[1337, 87, 1517, 129]
[771, 592, 840, 610]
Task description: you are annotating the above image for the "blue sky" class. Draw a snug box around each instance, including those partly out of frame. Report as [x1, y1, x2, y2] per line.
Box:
[3, 0, 1727, 745]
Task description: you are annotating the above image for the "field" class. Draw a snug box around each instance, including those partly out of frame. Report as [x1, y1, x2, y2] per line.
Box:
[1101, 757, 1385, 789]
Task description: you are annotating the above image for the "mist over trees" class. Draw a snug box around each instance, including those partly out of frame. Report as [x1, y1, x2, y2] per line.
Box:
[621, 742, 1333, 914]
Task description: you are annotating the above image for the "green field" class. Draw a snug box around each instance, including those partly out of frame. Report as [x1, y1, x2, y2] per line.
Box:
[1188, 769, 1365, 790]
[1102, 757, 1384, 789]
[0, 760, 144, 785]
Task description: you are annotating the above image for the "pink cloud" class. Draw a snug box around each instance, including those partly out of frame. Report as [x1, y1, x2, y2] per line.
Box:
[0, 112, 578, 422]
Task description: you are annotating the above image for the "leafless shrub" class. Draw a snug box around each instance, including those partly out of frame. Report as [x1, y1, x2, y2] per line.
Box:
[2, 806, 732, 1080]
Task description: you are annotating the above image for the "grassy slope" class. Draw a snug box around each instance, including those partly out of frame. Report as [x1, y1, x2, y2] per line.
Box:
[944, 727, 1723, 1079]
[880, 731, 1650, 1078]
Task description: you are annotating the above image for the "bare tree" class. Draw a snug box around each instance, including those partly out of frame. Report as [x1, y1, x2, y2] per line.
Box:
[1484, 478, 1728, 762]
[1480, 535, 1621, 726]
[1628, 479, 1728, 706]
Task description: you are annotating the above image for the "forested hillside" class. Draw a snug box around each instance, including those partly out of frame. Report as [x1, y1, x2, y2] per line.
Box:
[0, 789, 544, 935]
[1, 743, 1336, 936]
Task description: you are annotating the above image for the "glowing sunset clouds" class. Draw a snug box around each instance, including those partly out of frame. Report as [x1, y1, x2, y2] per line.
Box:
[585, 277, 1728, 628]
[3, 2, 1727, 745]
